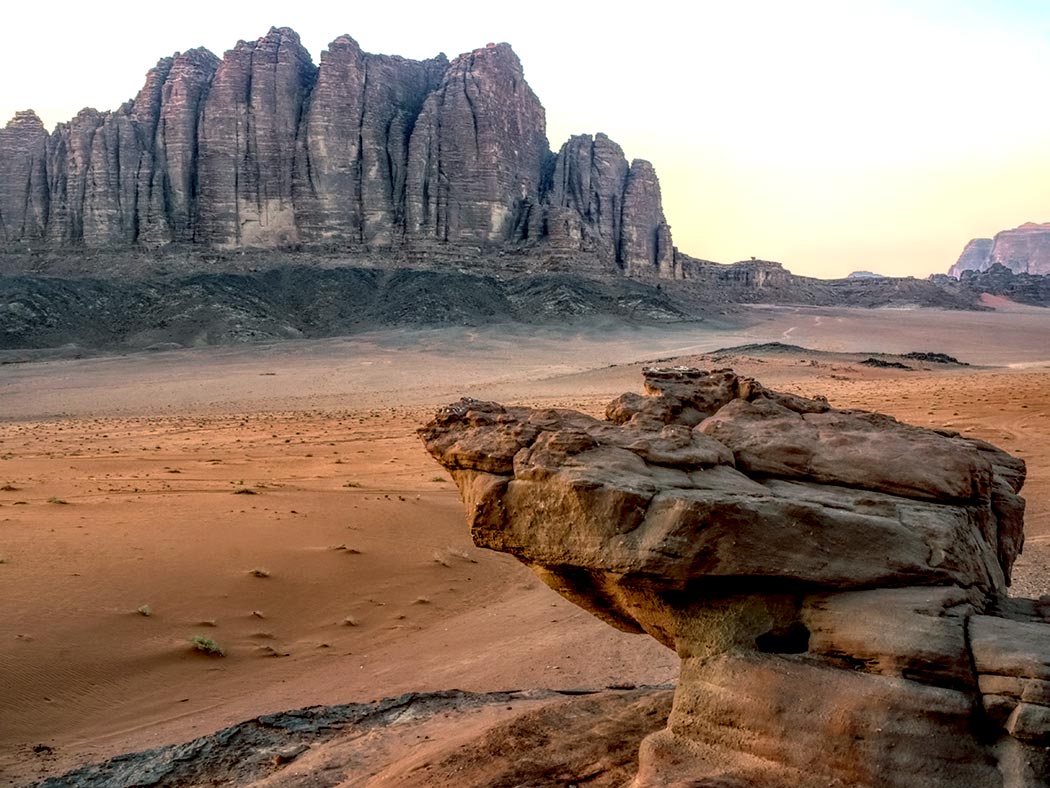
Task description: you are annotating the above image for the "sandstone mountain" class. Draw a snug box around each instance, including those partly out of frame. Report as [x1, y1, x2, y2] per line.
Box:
[0, 28, 679, 279]
[423, 367, 1048, 787]
[950, 222, 1050, 277]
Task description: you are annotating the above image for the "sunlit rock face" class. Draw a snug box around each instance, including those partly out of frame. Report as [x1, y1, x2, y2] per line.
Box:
[951, 222, 1050, 277]
[422, 367, 1049, 788]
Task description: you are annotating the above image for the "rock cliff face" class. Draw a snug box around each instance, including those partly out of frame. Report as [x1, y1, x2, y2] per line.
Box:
[0, 111, 49, 243]
[950, 223, 1050, 277]
[0, 29, 678, 278]
[423, 368, 1048, 787]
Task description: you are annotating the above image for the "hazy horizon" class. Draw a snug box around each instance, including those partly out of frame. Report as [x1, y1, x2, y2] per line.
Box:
[4, 0, 1049, 279]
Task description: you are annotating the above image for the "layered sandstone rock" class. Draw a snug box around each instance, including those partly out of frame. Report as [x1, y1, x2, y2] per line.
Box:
[404, 43, 549, 246]
[140, 49, 220, 244]
[0, 29, 682, 276]
[196, 28, 317, 246]
[422, 368, 1047, 787]
[950, 223, 1050, 277]
[295, 36, 446, 246]
[620, 160, 676, 278]
[544, 135, 676, 277]
[0, 111, 49, 243]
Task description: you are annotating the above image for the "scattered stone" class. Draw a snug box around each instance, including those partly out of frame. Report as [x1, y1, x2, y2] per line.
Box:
[859, 356, 912, 369]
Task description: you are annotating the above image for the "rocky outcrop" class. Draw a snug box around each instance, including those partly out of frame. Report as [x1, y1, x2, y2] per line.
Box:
[422, 367, 1048, 787]
[196, 28, 316, 246]
[954, 263, 1050, 306]
[543, 135, 675, 277]
[950, 237, 996, 277]
[846, 270, 885, 279]
[294, 36, 446, 246]
[950, 223, 1050, 277]
[0, 111, 49, 243]
[0, 266, 688, 352]
[404, 43, 549, 246]
[31, 688, 674, 788]
[0, 30, 683, 277]
[619, 160, 675, 278]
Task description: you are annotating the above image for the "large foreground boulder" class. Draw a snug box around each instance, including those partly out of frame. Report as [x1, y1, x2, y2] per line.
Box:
[421, 367, 1047, 787]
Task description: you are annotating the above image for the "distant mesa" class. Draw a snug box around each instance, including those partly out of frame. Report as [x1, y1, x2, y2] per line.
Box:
[0, 27, 681, 279]
[846, 270, 885, 279]
[950, 222, 1050, 277]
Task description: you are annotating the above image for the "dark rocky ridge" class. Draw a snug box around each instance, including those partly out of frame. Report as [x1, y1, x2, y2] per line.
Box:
[0, 28, 679, 279]
[30, 687, 674, 788]
[0, 253, 995, 354]
[932, 264, 1050, 307]
[0, 266, 690, 353]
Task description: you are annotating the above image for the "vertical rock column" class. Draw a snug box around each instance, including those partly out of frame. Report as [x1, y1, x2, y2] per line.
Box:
[620, 159, 675, 278]
[405, 43, 549, 246]
[197, 27, 316, 246]
[545, 133, 630, 262]
[139, 49, 220, 244]
[0, 111, 50, 243]
[294, 35, 446, 246]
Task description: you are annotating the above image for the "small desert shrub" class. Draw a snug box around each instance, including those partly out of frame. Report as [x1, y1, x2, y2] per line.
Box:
[190, 635, 224, 656]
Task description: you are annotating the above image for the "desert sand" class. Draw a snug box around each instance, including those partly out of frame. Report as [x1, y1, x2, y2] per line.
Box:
[1, 304, 1049, 785]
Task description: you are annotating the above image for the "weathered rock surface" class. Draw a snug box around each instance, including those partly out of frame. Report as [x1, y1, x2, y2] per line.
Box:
[951, 237, 996, 277]
[404, 43, 549, 247]
[0, 29, 685, 277]
[0, 111, 49, 243]
[31, 687, 674, 788]
[953, 263, 1050, 307]
[423, 367, 1049, 787]
[195, 28, 316, 247]
[951, 222, 1050, 277]
[295, 36, 446, 247]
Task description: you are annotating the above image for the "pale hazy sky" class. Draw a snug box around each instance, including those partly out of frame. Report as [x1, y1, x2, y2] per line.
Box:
[4, 0, 1049, 278]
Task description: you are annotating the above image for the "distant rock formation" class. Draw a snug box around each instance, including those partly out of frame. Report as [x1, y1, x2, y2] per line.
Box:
[956, 263, 1050, 306]
[846, 270, 885, 279]
[0, 28, 677, 279]
[950, 223, 1050, 277]
[423, 367, 1050, 787]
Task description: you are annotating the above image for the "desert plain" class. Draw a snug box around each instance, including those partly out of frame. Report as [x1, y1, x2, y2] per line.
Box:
[1, 301, 1049, 785]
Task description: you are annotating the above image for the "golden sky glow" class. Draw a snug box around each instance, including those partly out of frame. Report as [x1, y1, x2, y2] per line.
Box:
[4, 0, 1049, 278]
